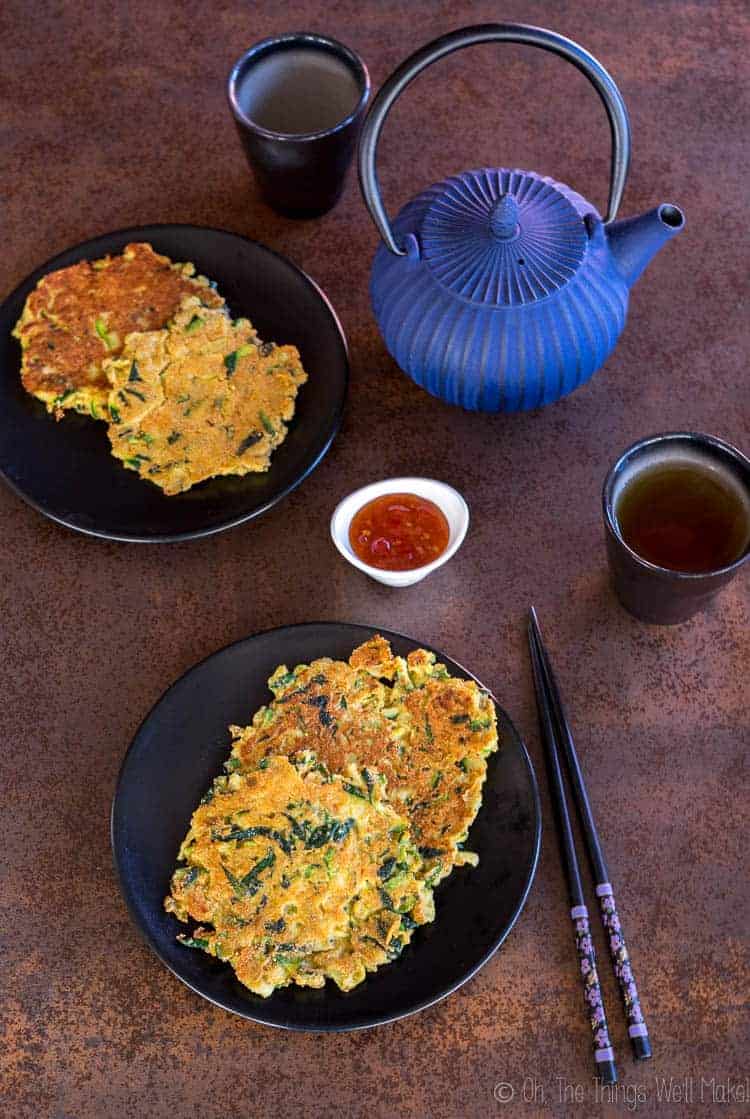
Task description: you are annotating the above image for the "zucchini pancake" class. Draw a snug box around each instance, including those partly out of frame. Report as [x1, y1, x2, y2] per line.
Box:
[165, 753, 434, 996]
[104, 297, 307, 494]
[165, 636, 499, 997]
[230, 636, 498, 885]
[13, 242, 224, 418]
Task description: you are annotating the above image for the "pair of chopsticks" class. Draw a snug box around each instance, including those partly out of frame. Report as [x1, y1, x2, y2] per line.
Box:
[528, 607, 651, 1085]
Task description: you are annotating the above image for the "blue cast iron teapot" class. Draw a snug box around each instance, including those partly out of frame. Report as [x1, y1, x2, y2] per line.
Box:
[358, 24, 685, 411]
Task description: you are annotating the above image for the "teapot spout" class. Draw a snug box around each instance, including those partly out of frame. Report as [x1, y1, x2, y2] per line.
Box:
[606, 203, 685, 287]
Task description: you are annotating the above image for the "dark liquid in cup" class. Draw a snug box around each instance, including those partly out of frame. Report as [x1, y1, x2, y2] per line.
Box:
[236, 48, 362, 135]
[616, 461, 750, 572]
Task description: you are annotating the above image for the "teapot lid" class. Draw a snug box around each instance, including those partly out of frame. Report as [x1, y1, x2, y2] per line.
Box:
[420, 169, 590, 306]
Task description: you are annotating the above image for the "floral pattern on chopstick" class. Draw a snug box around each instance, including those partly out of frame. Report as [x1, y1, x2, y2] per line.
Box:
[573, 909, 613, 1058]
[598, 891, 647, 1035]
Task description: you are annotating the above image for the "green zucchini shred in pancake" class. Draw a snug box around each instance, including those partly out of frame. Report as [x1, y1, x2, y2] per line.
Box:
[164, 753, 434, 996]
[104, 296, 307, 494]
[230, 636, 499, 886]
[12, 242, 224, 419]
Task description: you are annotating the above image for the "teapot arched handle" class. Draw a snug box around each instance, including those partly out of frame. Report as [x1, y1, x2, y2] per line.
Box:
[358, 23, 631, 256]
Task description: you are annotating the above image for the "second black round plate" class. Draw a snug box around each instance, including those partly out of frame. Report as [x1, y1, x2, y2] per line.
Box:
[0, 226, 348, 541]
[112, 622, 541, 1030]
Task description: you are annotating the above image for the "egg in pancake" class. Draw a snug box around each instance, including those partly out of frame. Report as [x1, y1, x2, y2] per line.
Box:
[229, 636, 499, 886]
[104, 297, 307, 494]
[12, 242, 224, 419]
[164, 753, 434, 996]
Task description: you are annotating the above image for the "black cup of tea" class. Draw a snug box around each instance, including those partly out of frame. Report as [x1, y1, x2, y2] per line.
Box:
[603, 432, 750, 624]
[227, 32, 370, 218]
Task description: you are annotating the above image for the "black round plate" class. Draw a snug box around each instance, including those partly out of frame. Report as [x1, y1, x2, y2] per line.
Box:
[0, 226, 348, 541]
[111, 622, 541, 1030]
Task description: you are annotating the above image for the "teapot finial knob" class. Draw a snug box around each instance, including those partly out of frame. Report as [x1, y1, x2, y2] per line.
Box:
[489, 193, 520, 240]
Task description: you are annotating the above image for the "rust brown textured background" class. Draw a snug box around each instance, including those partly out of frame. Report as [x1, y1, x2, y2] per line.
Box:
[1, 1, 748, 1116]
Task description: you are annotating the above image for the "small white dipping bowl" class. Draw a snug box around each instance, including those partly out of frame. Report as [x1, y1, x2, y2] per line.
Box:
[330, 477, 469, 587]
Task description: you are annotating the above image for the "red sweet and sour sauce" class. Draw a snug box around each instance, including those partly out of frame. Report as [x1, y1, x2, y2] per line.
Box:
[349, 492, 450, 571]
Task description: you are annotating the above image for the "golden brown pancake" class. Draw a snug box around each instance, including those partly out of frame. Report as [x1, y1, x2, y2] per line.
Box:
[104, 297, 307, 494]
[229, 636, 499, 885]
[164, 754, 434, 996]
[12, 242, 224, 418]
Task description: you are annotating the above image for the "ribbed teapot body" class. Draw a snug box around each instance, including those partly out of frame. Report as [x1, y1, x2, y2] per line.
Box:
[370, 169, 630, 412]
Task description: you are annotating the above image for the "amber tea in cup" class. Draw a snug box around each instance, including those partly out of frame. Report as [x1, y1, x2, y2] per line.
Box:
[603, 433, 750, 624]
[234, 47, 364, 135]
[616, 461, 749, 573]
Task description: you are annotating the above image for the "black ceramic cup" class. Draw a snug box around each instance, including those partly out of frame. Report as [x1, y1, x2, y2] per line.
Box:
[227, 32, 370, 218]
[603, 432, 750, 624]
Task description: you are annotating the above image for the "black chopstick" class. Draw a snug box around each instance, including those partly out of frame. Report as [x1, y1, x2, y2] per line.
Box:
[529, 606, 652, 1063]
[528, 620, 618, 1085]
